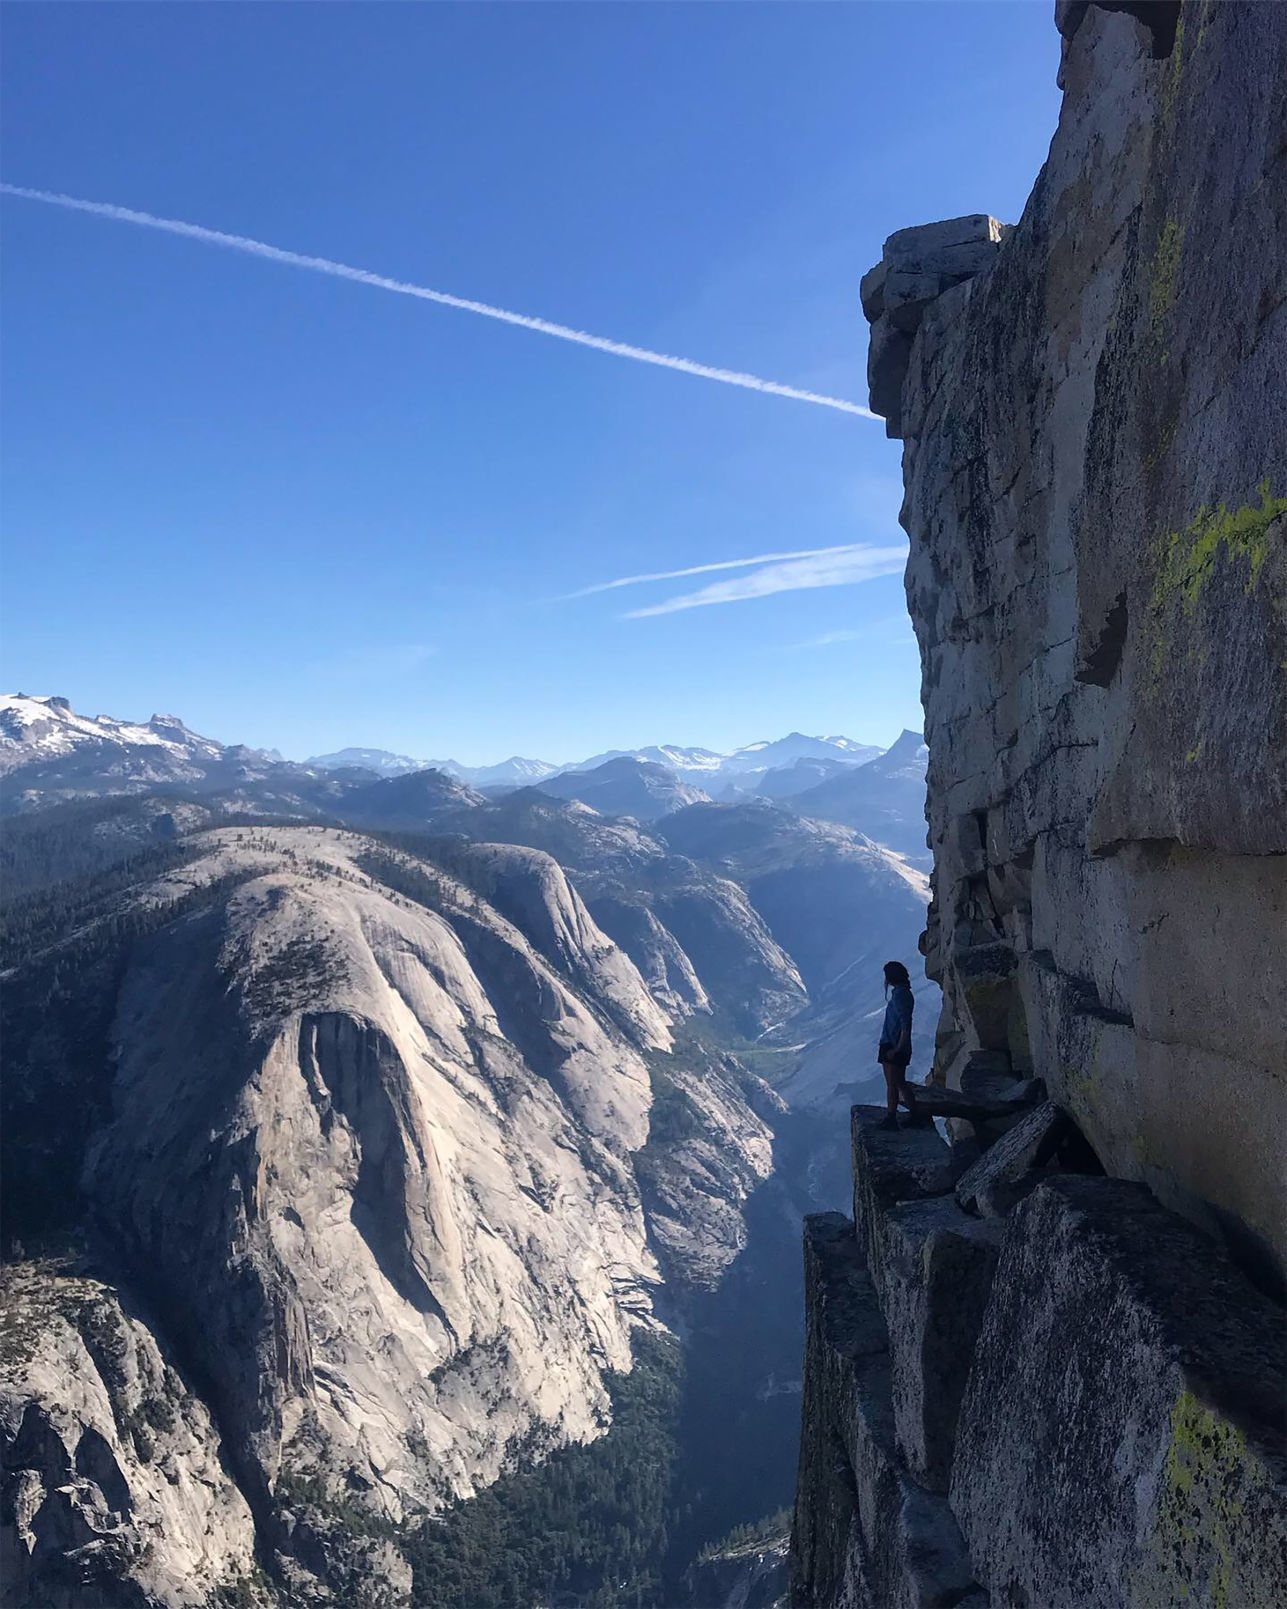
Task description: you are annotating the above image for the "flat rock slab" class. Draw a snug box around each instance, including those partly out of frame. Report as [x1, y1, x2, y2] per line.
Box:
[906, 1084, 1029, 1122]
[952, 1177, 1287, 1609]
[884, 214, 1005, 258]
[954, 1101, 1070, 1216]
[851, 1106, 961, 1275]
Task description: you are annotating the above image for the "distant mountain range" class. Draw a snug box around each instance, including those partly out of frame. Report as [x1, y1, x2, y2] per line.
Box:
[306, 730, 882, 793]
[534, 756, 713, 821]
[0, 694, 927, 860]
[785, 729, 930, 860]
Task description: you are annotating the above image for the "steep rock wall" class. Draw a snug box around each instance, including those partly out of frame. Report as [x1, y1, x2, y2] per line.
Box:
[793, 6, 1286, 1607]
[872, 0, 1286, 1284]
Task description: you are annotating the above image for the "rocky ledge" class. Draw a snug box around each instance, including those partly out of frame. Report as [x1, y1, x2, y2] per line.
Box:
[791, 1108, 1286, 1609]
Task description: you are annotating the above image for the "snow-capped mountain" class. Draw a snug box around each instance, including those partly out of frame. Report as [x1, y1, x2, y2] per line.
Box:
[0, 694, 353, 815]
[304, 749, 561, 786]
[720, 732, 882, 775]
[303, 746, 433, 776]
[0, 694, 228, 775]
[463, 755, 561, 786]
[3, 699, 912, 846]
[781, 729, 929, 861]
[574, 744, 727, 777]
[304, 736, 880, 791]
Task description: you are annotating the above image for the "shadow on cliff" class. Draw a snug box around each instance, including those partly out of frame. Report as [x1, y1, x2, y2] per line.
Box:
[658, 1106, 854, 1590]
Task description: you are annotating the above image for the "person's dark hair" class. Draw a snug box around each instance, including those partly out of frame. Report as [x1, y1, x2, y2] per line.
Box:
[883, 960, 911, 989]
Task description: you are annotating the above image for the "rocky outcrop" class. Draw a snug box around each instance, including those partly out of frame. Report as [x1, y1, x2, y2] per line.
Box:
[794, 5, 1287, 1607]
[862, 216, 1007, 438]
[863, 0, 1287, 1290]
[83, 830, 668, 1544]
[0, 1261, 260, 1607]
[634, 1051, 778, 1291]
[792, 1107, 1286, 1609]
[952, 1177, 1287, 1609]
[681, 1536, 789, 1609]
[587, 892, 713, 1018]
[790, 1212, 987, 1609]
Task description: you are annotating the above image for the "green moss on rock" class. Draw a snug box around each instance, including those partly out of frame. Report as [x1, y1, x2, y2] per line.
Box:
[1136, 1390, 1280, 1609]
[1149, 482, 1286, 674]
[1150, 219, 1184, 336]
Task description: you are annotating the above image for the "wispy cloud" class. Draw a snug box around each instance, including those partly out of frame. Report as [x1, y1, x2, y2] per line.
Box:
[624, 544, 906, 618]
[1, 183, 878, 418]
[787, 616, 912, 650]
[566, 544, 859, 600]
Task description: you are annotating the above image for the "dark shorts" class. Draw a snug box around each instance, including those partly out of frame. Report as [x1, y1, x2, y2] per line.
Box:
[878, 1042, 911, 1069]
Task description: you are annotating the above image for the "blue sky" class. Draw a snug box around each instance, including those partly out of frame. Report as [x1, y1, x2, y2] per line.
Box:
[1, 3, 1060, 764]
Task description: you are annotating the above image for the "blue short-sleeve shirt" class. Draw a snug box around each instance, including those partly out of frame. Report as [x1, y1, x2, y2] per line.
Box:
[880, 984, 914, 1051]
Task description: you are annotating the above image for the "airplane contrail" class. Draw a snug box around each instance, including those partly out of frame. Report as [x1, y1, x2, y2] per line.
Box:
[0, 183, 878, 419]
[567, 543, 861, 598]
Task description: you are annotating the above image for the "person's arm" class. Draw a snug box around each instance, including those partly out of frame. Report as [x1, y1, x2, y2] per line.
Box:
[891, 994, 912, 1057]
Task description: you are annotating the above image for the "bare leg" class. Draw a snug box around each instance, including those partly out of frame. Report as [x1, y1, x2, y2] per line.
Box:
[881, 1061, 900, 1118]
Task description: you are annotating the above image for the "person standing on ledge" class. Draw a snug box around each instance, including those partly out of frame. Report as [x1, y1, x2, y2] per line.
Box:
[877, 961, 917, 1130]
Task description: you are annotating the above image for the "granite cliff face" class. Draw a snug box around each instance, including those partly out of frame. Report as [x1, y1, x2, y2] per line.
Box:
[2, 824, 782, 1603]
[793, 5, 1286, 1607]
[877, 0, 1286, 1281]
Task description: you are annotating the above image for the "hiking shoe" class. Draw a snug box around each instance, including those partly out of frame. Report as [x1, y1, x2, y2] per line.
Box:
[876, 1116, 900, 1131]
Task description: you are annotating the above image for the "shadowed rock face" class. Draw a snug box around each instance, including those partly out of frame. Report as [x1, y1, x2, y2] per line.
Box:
[864, 1, 1287, 1284]
[792, 1114, 1286, 1609]
[952, 1178, 1287, 1609]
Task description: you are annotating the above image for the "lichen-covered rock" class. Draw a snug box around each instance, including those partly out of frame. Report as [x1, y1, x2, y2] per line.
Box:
[863, 0, 1287, 1286]
[0, 1261, 260, 1608]
[951, 1177, 1287, 1609]
[794, 12, 1287, 1608]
